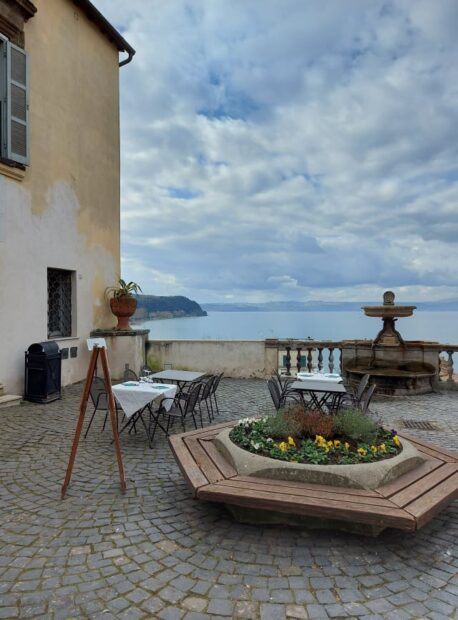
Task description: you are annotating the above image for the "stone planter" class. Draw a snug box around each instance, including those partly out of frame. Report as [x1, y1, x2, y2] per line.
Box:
[214, 429, 425, 490]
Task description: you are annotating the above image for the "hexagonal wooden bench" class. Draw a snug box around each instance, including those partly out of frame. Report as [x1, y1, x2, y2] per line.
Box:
[169, 421, 458, 534]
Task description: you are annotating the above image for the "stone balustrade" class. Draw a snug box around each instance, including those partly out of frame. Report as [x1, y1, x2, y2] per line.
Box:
[438, 345, 458, 387]
[145, 338, 458, 391]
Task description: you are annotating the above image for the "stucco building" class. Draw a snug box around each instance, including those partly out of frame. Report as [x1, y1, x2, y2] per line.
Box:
[0, 0, 134, 399]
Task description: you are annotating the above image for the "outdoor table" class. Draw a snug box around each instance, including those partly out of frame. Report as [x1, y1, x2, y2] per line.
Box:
[149, 370, 206, 393]
[290, 379, 347, 414]
[112, 381, 177, 445]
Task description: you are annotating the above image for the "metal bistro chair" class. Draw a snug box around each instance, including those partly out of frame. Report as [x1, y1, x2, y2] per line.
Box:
[84, 376, 124, 438]
[197, 375, 217, 424]
[123, 366, 139, 381]
[209, 372, 224, 417]
[267, 377, 302, 411]
[154, 381, 203, 438]
[339, 373, 370, 410]
[359, 383, 376, 414]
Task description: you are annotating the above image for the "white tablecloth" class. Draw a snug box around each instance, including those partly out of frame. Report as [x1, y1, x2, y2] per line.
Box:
[297, 372, 342, 383]
[112, 382, 177, 419]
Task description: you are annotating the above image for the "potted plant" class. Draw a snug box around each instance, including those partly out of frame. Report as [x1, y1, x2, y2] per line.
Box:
[105, 279, 142, 330]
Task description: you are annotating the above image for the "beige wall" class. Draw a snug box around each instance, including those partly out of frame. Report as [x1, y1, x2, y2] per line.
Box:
[146, 340, 279, 379]
[0, 0, 123, 394]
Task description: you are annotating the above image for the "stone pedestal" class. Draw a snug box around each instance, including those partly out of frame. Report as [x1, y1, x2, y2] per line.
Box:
[90, 329, 149, 380]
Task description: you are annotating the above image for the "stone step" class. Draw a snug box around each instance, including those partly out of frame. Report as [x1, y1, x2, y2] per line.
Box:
[0, 394, 23, 409]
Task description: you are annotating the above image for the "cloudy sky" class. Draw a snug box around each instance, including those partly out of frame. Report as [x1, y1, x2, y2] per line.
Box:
[94, 0, 458, 304]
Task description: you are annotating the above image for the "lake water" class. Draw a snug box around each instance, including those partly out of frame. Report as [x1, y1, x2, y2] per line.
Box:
[137, 311, 458, 344]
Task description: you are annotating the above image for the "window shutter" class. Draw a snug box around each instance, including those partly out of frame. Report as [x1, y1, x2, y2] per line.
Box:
[0, 36, 7, 157]
[6, 41, 29, 165]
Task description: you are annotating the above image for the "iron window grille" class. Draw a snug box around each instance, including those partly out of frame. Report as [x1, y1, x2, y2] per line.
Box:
[48, 268, 72, 338]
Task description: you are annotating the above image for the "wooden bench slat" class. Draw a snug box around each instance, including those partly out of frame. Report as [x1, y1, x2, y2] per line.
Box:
[199, 440, 237, 479]
[172, 420, 234, 440]
[168, 436, 209, 494]
[183, 437, 225, 484]
[389, 463, 458, 508]
[198, 483, 415, 530]
[404, 473, 458, 529]
[234, 475, 381, 498]
[399, 433, 458, 462]
[217, 478, 395, 508]
[377, 458, 443, 498]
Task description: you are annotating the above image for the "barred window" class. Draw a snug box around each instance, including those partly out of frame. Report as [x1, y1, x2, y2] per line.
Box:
[48, 268, 73, 338]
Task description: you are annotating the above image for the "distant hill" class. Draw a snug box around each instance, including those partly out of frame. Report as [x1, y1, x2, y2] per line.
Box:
[133, 295, 207, 320]
[202, 299, 458, 312]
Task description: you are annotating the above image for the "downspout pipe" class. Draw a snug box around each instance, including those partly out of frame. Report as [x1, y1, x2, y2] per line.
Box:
[119, 49, 136, 67]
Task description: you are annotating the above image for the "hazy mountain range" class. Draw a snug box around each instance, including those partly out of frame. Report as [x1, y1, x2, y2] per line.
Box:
[201, 299, 458, 312]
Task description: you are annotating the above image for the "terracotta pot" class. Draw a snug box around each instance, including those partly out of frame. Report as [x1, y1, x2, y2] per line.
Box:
[110, 296, 137, 330]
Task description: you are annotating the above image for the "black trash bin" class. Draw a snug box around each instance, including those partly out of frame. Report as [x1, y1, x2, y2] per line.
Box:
[24, 341, 62, 403]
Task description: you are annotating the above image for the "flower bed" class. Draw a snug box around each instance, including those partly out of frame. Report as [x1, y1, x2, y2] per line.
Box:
[229, 406, 402, 466]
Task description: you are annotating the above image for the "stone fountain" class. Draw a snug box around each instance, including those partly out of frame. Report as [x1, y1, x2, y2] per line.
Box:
[342, 291, 438, 396]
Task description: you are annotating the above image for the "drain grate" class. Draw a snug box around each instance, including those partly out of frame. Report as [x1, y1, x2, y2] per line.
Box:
[400, 419, 439, 431]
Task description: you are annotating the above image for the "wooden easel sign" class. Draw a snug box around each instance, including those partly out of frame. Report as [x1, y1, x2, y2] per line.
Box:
[61, 340, 126, 498]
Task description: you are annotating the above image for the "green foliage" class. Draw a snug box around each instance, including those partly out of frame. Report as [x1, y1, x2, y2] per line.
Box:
[135, 294, 207, 317]
[106, 278, 142, 299]
[334, 408, 378, 444]
[146, 354, 162, 372]
[229, 416, 401, 466]
[264, 408, 301, 439]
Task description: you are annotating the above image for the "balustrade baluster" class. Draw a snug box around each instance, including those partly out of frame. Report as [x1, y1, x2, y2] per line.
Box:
[285, 346, 291, 376]
[296, 348, 302, 373]
[447, 351, 454, 383]
[307, 348, 313, 372]
[317, 348, 323, 372]
[329, 348, 334, 373]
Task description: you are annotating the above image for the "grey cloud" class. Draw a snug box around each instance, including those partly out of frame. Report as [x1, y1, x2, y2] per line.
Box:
[96, 0, 458, 301]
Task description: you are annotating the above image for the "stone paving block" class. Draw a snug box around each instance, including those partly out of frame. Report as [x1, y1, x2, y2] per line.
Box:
[234, 600, 259, 618]
[260, 602, 287, 619]
[305, 603, 329, 618]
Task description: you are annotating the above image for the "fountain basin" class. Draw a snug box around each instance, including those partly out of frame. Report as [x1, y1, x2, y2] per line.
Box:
[362, 305, 415, 318]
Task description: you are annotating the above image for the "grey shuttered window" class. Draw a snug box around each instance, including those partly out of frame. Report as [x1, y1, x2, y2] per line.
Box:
[0, 34, 29, 165]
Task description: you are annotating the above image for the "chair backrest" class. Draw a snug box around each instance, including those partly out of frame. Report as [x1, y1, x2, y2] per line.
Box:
[90, 376, 108, 409]
[212, 372, 224, 394]
[183, 382, 203, 415]
[123, 367, 139, 381]
[360, 383, 376, 414]
[201, 375, 215, 399]
[267, 378, 282, 410]
[355, 374, 370, 402]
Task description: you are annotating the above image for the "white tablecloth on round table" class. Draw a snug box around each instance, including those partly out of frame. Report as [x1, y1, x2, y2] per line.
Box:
[111, 382, 177, 419]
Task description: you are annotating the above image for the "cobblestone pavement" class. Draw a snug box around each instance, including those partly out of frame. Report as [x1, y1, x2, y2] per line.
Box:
[0, 380, 457, 620]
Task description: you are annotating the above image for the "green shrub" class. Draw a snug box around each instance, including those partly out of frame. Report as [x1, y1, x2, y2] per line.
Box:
[334, 408, 378, 444]
[264, 408, 301, 439]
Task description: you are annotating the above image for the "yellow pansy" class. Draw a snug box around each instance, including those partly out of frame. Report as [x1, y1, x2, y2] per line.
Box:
[357, 447, 367, 456]
[333, 440, 341, 448]
[370, 445, 378, 453]
[315, 435, 325, 444]
[344, 442, 350, 450]
[379, 443, 387, 452]
[288, 436, 296, 447]
[393, 435, 401, 447]
[278, 442, 288, 452]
